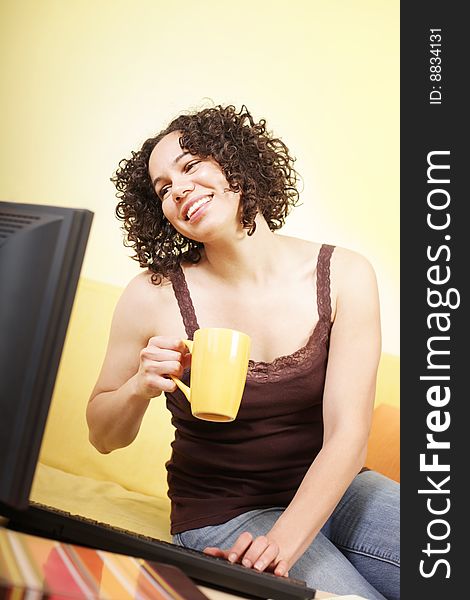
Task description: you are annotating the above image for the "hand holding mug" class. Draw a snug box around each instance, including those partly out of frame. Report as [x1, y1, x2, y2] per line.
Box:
[135, 336, 191, 399]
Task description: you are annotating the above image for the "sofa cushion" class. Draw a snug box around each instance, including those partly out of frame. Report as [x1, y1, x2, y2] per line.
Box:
[32, 463, 172, 541]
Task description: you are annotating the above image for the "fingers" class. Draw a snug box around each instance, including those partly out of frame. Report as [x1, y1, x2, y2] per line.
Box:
[157, 376, 179, 394]
[226, 531, 253, 564]
[202, 532, 254, 566]
[203, 533, 290, 579]
[241, 535, 279, 572]
[142, 337, 190, 372]
[148, 336, 190, 355]
[273, 559, 289, 578]
[141, 346, 183, 370]
[226, 533, 281, 572]
[136, 336, 190, 397]
[140, 351, 183, 379]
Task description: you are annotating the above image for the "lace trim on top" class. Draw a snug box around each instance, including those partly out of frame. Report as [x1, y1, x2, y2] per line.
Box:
[317, 243, 334, 322]
[169, 265, 200, 340]
[169, 244, 335, 381]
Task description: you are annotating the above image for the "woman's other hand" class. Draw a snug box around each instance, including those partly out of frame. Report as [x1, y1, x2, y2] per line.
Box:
[203, 531, 290, 578]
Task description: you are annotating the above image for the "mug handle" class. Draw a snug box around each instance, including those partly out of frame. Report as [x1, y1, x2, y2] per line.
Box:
[169, 339, 193, 402]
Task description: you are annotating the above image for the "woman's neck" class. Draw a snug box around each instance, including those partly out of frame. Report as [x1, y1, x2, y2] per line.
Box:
[202, 215, 284, 285]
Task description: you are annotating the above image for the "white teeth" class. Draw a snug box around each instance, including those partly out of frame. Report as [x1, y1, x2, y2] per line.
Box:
[186, 196, 211, 220]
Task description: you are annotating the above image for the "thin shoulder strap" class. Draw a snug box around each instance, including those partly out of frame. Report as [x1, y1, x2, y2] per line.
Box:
[169, 264, 200, 340]
[316, 244, 335, 322]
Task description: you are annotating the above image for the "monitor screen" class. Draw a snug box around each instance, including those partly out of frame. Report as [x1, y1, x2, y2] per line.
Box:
[0, 201, 93, 510]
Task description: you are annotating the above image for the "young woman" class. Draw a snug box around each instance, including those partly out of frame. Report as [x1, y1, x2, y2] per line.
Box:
[87, 105, 399, 600]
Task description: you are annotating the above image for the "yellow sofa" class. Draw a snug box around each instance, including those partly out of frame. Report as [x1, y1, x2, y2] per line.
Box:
[31, 278, 400, 543]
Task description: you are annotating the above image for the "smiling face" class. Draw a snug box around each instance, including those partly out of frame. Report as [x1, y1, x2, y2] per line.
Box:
[148, 131, 241, 243]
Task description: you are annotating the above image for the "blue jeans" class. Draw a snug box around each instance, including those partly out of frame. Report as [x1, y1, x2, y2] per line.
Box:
[173, 470, 399, 600]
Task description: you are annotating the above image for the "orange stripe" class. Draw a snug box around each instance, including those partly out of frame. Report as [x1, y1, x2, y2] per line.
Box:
[63, 544, 101, 596]
[22, 534, 56, 576]
[71, 544, 104, 584]
[15, 532, 43, 586]
[97, 551, 134, 599]
[0, 536, 13, 580]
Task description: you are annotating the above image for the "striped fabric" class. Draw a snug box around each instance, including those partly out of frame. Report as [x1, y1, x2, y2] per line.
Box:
[0, 528, 207, 599]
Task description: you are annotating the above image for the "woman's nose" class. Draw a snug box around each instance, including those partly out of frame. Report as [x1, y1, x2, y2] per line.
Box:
[172, 178, 194, 203]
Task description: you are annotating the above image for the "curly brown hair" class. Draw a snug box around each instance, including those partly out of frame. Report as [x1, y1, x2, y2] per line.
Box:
[112, 104, 300, 282]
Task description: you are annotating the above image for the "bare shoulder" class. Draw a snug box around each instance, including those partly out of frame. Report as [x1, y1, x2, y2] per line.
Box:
[330, 246, 377, 284]
[329, 246, 379, 318]
[119, 269, 172, 300]
[276, 235, 375, 280]
[112, 269, 176, 339]
[276, 235, 374, 277]
[117, 270, 171, 309]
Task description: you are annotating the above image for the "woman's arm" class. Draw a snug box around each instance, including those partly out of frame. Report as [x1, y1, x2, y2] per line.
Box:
[204, 248, 381, 576]
[86, 274, 188, 454]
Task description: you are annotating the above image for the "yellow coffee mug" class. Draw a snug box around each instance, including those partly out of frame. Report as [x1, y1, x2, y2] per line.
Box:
[171, 327, 251, 422]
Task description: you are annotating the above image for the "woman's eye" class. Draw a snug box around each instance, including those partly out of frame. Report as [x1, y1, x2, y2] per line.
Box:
[159, 186, 170, 200]
[185, 160, 200, 172]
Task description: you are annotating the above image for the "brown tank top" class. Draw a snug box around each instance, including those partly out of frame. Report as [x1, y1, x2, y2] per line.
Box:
[166, 244, 335, 534]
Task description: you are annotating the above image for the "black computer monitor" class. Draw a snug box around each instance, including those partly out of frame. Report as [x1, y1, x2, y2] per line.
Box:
[0, 201, 93, 510]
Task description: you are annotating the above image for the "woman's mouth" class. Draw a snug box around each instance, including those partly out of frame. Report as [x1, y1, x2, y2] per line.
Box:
[186, 195, 213, 221]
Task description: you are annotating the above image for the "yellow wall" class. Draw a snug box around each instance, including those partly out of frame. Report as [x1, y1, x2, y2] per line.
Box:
[0, 0, 399, 354]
